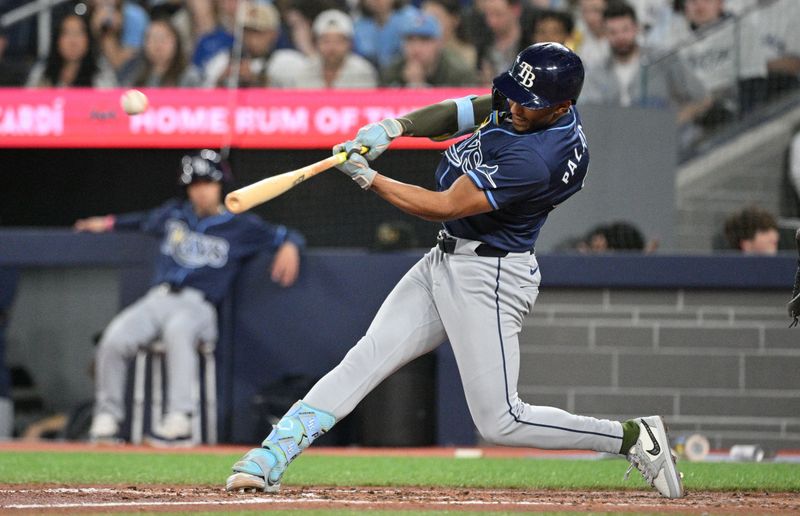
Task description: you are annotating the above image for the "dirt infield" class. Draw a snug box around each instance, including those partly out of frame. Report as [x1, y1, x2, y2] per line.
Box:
[3, 443, 800, 513]
[2, 484, 799, 514]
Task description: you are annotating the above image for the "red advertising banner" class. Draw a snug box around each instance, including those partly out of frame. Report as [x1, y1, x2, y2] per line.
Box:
[0, 88, 483, 149]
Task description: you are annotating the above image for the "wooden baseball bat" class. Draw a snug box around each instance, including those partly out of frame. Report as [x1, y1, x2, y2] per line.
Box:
[224, 147, 366, 213]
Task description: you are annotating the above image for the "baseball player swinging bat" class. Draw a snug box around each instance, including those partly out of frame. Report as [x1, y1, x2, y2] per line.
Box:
[225, 146, 368, 213]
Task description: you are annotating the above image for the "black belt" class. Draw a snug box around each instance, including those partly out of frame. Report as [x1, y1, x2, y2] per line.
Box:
[436, 233, 509, 257]
[160, 282, 191, 295]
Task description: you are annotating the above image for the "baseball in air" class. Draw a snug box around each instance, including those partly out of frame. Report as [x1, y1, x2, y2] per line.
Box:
[120, 89, 148, 115]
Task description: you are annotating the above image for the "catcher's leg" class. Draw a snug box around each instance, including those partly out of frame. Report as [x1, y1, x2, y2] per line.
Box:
[228, 251, 447, 492]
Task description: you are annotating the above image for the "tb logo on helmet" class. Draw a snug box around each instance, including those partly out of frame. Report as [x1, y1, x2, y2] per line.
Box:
[516, 62, 536, 88]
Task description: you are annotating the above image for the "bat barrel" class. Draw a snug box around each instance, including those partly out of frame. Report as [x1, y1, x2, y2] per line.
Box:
[223, 150, 357, 214]
[224, 179, 276, 213]
[224, 193, 247, 213]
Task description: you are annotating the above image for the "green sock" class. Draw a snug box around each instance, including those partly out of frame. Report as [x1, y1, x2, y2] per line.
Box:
[619, 420, 640, 455]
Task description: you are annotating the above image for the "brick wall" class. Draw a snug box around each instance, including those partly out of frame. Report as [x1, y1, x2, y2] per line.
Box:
[520, 288, 799, 450]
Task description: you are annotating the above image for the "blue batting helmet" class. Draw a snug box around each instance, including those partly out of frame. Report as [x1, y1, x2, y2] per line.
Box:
[492, 42, 584, 110]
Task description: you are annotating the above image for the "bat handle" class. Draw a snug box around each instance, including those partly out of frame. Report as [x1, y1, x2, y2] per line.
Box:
[336, 145, 369, 163]
[350, 145, 369, 158]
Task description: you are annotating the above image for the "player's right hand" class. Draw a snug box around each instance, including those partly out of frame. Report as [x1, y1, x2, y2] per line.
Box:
[73, 215, 114, 233]
[334, 147, 377, 190]
[335, 119, 403, 161]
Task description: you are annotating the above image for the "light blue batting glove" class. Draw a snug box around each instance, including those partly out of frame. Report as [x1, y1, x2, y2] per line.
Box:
[334, 145, 377, 190]
[333, 119, 403, 161]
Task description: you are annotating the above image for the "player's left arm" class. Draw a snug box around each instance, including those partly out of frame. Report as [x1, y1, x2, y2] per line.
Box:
[370, 173, 492, 222]
[335, 95, 493, 161]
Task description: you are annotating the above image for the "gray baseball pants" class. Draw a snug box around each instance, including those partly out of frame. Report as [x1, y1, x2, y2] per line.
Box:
[306, 240, 624, 453]
[94, 285, 217, 422]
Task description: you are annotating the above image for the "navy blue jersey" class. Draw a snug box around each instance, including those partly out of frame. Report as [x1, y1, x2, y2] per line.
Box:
[114, 199, 305, 304]
[437, 106, 589, 252]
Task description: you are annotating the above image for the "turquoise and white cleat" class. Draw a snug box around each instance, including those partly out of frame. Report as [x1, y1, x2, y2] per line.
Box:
[226, 400, 336, 493]
[226, 448, 279, 492]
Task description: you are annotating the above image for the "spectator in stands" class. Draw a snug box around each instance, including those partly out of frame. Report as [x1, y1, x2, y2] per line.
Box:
[381, 10, 477, 87]
[209, 1, 305, 88]
[0, 31, 10, 86]
[579, 222, 649, 252]
[191, 0, 237, 83]
[623, 0, 695, 51]
[168, 0, 218, 60]
[530, 8, 575, 47]
[353, 0, 416, 70]
[146, 0, 183, 19]
[678, 0, 766, 124]
[750, 0, 800, 103]
[271, 10, 378, 88]
[279, 0, 351, 58]
[0, 25, 33, 86]
[561, 221, 660, 254]
[122, 18, 200, 87]
[477, 0, 525, 85]
[2, 0, 42, 68]
[422, 0, 478, 70]
[88, 0, 150, 77]
[460, 0, 491, 54]
[75, 149, 304, 445]
[527, 0, 570, 8]
[581, 1, 711, 125]
[26, 12, 117, 88]
[573, 0, 609, 69]
[723, 206, 779, 255]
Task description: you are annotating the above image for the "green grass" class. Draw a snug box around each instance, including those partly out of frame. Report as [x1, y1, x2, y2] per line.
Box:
[2, 451, 799, 492]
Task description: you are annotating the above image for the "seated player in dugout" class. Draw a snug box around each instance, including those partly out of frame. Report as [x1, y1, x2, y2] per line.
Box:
[227, 43, 684, 499]
[74, 150, 304, 446]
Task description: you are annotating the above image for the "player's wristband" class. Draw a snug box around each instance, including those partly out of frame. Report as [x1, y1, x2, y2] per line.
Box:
[104, 215, 116, 231]
[453, 95, 478, 135]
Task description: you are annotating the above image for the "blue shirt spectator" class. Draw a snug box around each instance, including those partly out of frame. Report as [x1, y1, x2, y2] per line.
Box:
[88, 0, 150, 75]
[121, 1, 149, 49]
[192, 28, 235, 69]
[353, 3, 417, 70]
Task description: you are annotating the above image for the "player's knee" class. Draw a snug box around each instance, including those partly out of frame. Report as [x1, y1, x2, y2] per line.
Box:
[161, 323, 198, 351]
[477, 427, 509, 445]
[98, 320, 139, 354]
[340, 334, 380, 369]
[477, 427, 499, 445]
[474, 417, 516, 445]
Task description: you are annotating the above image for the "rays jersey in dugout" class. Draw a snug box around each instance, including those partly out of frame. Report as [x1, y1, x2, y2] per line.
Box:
[436, 106, 589, 253]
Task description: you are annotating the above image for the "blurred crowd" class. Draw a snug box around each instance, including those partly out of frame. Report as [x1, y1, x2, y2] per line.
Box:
[0, 0, 797, 147]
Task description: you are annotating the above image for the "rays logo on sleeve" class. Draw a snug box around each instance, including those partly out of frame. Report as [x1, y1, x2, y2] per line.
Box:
[444, 132, 499, 187]
[161, 220, 230, 269]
